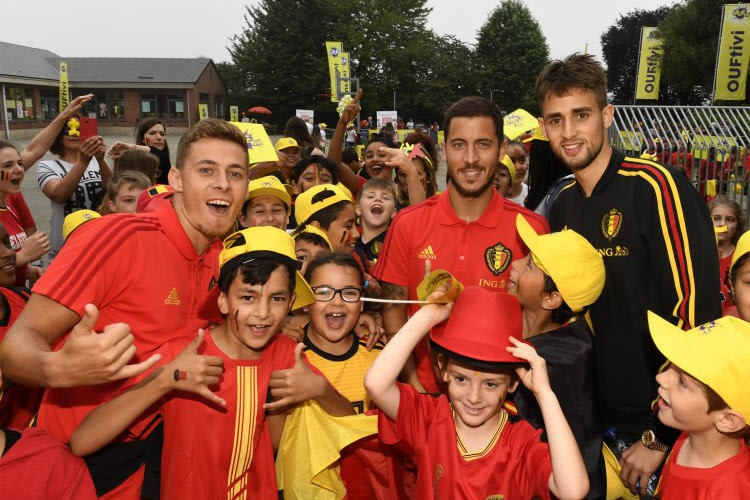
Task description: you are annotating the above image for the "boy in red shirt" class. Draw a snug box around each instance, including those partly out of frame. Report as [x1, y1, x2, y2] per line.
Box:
[69, 226, 353, 499]
[648, 313, 750, 499]
[364, 287, 588, 500]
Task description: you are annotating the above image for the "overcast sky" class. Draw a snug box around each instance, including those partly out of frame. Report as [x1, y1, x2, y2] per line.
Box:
[4, 0, 674, 62]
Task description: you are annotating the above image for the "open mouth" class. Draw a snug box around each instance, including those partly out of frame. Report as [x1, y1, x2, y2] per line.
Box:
[325, 312, 346, 329]
[248, 324, 271, 337]
[206, 199, 230, 215]
[0, 259, 15, 273]
[462, 404, 486, 416]
[370, 203, 384, 215]
[461, 167, 483, 180]
[370, 164, 384, 175]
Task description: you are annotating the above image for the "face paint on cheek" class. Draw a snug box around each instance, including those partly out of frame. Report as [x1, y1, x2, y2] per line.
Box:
[233, 309, 240, 331]
[340, 230, 349, 244]
[0, 171, 10, 182]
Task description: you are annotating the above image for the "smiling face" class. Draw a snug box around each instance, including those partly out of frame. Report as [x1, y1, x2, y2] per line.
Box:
[445, 116, 502, 199]
[307, 263, 363, 354]
[0, 224, 17, 286]
[315, 203, 359, 253]
[296, 163, 335, 193]
[218, 265, 294, 359]
[0, 147, 24, 195]
[144, 123, 166, 150]
[508, 254, 547, 311]
[540, 88, 613, 172]
[363, 141, 393, 180]
[169, 137, 248, 250]
[442, 358, 518, 429]
[240, 195, 289, 231]
[506, 143, 528, 187]
[277, 147, 301, 170]
[655, 364, 715, 433]
[357, 186, 397, 231]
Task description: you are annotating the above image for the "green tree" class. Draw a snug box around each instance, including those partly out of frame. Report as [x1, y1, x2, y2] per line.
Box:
[475, 0, 549, 114]
[600, 6, 675, 104]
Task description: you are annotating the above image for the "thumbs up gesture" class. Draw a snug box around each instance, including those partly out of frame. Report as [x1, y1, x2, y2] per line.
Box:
[265, 343, 325, 412]
[164, 329, 226, 406]
[52, 303, 162, 387]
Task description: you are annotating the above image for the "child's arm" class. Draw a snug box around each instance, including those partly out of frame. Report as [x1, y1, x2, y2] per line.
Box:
[328, 89, 364, 196]
[69, 330, 225, 457]
[264, 343, 354, 417]
[380, 147, 427, 206]
[364, 297, 453, 420]
[508, 337, 589, 500]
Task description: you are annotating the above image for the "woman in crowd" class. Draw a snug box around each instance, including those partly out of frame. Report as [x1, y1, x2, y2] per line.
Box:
[109, 118, 171, 184]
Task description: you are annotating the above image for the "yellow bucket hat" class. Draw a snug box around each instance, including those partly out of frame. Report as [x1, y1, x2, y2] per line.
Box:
[247, 175, 292, 210]
[294, 184, 351, 226]
[648, 313, 750, 421]
[62, 210, 101, 241]
[516, 214, 605, 313]
[219, 226, 315, 310]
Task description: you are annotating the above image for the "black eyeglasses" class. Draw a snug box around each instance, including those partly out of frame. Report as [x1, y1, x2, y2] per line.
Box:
[311, 286, 364, 303]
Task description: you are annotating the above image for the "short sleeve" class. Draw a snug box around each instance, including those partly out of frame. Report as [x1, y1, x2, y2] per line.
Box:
[510, 421, 553, 500]
[371, 212, 411, 286]
[377, 382, 438, 455]
[36, 160, 63, 189]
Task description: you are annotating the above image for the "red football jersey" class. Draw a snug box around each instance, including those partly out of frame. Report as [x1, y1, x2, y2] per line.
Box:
[0, 200, 29, 286]
[33, 202, 222, 442]
[656, 433, 750, 499]
[378, 383, 552, 500]
[373, 188, 549, 392]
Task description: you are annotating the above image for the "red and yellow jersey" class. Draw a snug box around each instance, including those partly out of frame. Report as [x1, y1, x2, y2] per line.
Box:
[33, 202, 222, 442]
[160, 330, 299, 500]
[373, 188, 548, 392]
[378, 383, 552, 500]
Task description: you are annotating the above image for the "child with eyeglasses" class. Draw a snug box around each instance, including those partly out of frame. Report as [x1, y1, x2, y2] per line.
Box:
[301, 251, 384, 414]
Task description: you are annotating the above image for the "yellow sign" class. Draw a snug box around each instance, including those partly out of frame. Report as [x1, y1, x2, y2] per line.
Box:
[635, 27, 664, 100]
[715, 4, 750, 100]
[691, 134, 737, 160]
[198, 103, 209, 121]
[619, 130, 645, 151]
[339, 51, 351, 96]
[230, 122, 279, 165]
[59, 61, 69, 111]
[503, 108, 538, 140]
[229, 105, 239, 122]
[325, 41, 343, 102]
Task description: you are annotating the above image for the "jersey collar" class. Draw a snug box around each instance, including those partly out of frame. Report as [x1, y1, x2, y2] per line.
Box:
[585, 149, 625, 197]
[438, 186, 504, 229]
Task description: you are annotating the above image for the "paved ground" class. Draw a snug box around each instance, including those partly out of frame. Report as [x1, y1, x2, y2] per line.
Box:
[11, 133, 448, 236]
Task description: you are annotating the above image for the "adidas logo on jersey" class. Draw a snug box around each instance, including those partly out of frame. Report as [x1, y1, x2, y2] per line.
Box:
[165, 287, 181, 305]
[418, 245, 437, 260]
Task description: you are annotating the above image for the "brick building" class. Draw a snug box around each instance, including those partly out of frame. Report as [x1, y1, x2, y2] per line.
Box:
[1, 41, 227, 139]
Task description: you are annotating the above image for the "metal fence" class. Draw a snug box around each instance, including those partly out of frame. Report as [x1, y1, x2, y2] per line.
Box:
[608, 105, 750, 213]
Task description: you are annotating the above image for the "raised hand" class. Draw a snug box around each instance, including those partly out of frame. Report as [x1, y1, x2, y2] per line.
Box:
[79, 136, 104, 164]
[165, 329, 225, 406]
[264, 343, 324, 412]
[340, 88, 363, 126]
[506, 336, 550, 396]
[61, 94, 93, 120]
[379, 146, 417, 175]
[50, 303, 162, 387]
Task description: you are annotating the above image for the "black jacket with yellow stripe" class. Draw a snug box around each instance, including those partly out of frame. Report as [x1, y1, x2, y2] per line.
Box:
[549, 149, 721, 444]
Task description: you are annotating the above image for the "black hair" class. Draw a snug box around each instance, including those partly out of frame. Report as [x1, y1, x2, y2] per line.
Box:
[443, 96, 503, 144]
[294, 231, 330, 250]
[306, 200, 352, 230]
[728, 252, 750, 301]
[292, 155, 340, 185]
[342, 147, 360, 164]
[219, 258, 295, 295]
[303, 251, 364, 287]
[283, 116, 314, 149]
[543, 275, 575, 324]
[50, 114, 82, 156]
[365, 133, 395, 150]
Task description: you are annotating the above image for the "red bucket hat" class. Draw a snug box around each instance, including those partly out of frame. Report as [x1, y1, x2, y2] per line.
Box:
[429, 287, 525, 370]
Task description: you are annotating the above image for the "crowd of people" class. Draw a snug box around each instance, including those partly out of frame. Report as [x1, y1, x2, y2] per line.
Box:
[0, 53, 747, 500]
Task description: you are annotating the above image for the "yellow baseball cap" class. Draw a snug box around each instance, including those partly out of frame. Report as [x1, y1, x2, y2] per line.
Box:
[219, 226, 315, 310]
[730, 230, 750, 270]
[648, 312, 750, 421]
[63, 210, 101, 241]
[522, 127, 548, 143]
[275, 137, 301, 152]
[295, 225, 333, 251]
[247, 176, 292, 210]
[294, 184, 351, 225]
[499, 155, 516, 181]
[516, 214, 605, 313]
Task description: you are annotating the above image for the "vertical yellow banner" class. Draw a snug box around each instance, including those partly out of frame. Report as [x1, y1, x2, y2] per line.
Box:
[714, 4, 750, 101]
[229, 105, 239, 122]
[198, 103, 209, 121]
[326, 41, 343, 102]
[635, 27, 664, 100]
[339, 51, 351, 96]
[59, 61, 69, 111]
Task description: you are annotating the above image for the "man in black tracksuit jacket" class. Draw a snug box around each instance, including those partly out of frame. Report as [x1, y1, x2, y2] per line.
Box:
[536, 54, 721, 499]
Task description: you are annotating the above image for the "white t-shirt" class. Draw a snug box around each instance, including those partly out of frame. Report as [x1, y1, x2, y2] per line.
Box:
[37, 158, 105, 256]
[507, 183, 529, 207]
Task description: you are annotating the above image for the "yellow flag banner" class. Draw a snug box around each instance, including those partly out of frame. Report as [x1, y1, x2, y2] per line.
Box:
[229, 105, 239, 122]
[714, 4, 750, 101]
[635, 27, 664, 100]
[326, 41, 343, 102]
[59, 61, 69, 112]
[503, 108, 539, 140]
[339, 51, 351, 96]
[198, 104, 209, 121]
[230, 122, 279, 164]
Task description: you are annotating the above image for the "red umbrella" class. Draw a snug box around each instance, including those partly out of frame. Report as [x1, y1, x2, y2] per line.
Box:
[248, 106, 272, 115]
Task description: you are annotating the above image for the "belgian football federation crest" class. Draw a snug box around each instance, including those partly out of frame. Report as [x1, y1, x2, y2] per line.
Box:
[484, 242, 512, 276]
[601, 207, 623, 241]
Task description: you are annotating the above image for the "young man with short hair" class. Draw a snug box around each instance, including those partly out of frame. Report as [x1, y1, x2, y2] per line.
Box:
[0, 118, 250, 497]
[373, 96, 549, 392]
[536, 53, 721, 498]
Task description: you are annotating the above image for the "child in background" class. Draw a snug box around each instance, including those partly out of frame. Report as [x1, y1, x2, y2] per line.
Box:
[293, 184, 359, 253]
[114, 149, 160, 183]
[494, 155, 516, 198]
[364, 287, 589, 499]
[395, 132, 438, 206]
[69, 226, 353, 500]
[508, 214, 606, 499]
[726, 230, 750, 319]
[238, 175, 291, 231]
[506, 140, 529, 206]
[292, 155, 339, 194]
[302, 252, 383, 414]
[294, 226, 332, 276]
[355, 178, 397, 270]
[61, 210, 101, 243]
[709, 196, 745, 312]
[647, 313, 750, 499]
[100, 170, 151, 215]
[342, 146, 362, 173]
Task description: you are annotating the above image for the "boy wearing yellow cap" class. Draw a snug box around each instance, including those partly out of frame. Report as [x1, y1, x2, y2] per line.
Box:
[647, 313, 750, 499]
[293, 184, 359, 253]
[239, 175, 291, 231]
[509, 214, 606, 499]
[69, 226, 353, 500]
